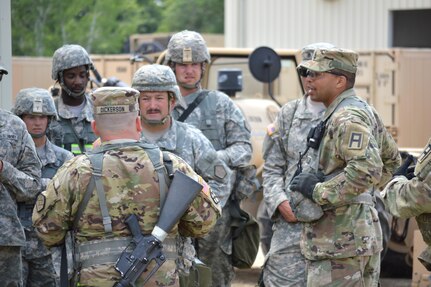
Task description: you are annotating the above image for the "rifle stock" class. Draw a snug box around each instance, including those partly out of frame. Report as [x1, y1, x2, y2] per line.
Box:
[114, 170, 203, 286]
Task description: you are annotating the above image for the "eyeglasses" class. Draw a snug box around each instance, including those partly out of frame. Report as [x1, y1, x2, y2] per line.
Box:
[297, 67, 344, 79]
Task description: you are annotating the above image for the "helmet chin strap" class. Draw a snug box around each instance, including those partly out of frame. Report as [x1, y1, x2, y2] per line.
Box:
[59, 72, 86, 99]
[142, 115, 170, 126]
[30, 132, 45, 139]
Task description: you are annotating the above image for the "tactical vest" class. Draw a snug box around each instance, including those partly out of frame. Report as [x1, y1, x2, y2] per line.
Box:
[71, 142, 177, 271]
[179, 91, 223, 151]
[54, 98, 97, 155]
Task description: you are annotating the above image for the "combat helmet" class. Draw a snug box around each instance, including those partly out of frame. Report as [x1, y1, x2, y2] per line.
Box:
[132, 64, 183, 103]
[52, 44, 93, 98]
[165, 30, 211, 65]
[12, 87, 58, 121]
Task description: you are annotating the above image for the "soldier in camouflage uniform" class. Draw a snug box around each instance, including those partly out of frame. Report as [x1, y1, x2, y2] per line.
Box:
[48, 44, 98, 155]
[290, 47, 400, 286]
[32, 86, 221, 287]
[0, 68, 42, 287]
[261, 43, 333, 287]
[166, 29, 253, 287]
[12, 88, 73, 286]
[132, 64, 232, 285]
[382, 138, 431, 271]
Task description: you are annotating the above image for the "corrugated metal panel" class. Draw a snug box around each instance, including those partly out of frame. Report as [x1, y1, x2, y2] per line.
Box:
[225, 0, 431, 49]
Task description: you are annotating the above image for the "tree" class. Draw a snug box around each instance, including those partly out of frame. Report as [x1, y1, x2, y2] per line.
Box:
[158, 0, 223, 33]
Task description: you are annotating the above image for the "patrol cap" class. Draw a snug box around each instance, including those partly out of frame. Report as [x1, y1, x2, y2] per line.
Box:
[300, 47, 358, 74]
[92, 87, 140, 115]
[301, 42, 336, 62]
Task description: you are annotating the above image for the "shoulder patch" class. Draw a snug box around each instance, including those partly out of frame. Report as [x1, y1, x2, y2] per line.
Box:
[267, 123, 276, 136]
[348, 131, 364, 150]
[35, 193, 46, 212]
[199, 177, 220, 205]
[214, 165, 227, 180]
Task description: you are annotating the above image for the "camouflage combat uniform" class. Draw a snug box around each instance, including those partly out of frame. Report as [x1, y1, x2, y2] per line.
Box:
[383, 138, 431, 270]
[262, 96, 325, 286]
[172, 88, 252, 284]
[49, 94, 97, 154]
[12, 87, 73, 286]
[0, 109, 41, 287]
[33, 87, 221, 287]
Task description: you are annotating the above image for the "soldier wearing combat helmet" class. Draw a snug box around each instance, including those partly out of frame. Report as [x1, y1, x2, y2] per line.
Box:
[167, 30, 254, 286]
[133, 64, 231, 286]
[49, 44, 98, 155]
[12, 88, 73, 286]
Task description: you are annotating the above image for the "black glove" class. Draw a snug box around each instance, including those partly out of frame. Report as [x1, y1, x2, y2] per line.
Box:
[394, 154, 415, 178]
[405, 166, 416, 180]
[290, 172, 324, 201]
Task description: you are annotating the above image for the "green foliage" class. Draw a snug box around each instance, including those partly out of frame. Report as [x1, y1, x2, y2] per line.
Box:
[11, 0, 223, 56]
[158, 0, 223, 33]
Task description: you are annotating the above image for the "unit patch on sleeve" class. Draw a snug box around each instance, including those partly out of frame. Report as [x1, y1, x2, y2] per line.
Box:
[348, 132, 363, 150]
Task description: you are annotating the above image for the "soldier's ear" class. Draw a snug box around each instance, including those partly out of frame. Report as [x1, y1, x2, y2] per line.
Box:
[91, 120, 100, 136]
[135, 116, 142, 133]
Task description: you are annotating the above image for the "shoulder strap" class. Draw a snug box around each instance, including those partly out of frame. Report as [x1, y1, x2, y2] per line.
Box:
[177, 91, 209, 122]
[278, 99, 300, 161]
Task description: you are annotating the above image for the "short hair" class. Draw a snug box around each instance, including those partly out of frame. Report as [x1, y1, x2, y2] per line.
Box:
[94, 111, 138, 133]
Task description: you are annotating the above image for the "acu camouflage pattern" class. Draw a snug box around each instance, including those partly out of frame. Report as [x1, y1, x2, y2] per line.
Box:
[132, 64, 185, 106]
[301, 89, 399, 262]
[48, 93, 97, 151]
[165, 30, 211, 64]
[172, 88, 252, 285]
[32, 143, 220, 287]
[383, 137, 431, 270]
[0, 109, 41, 284]
[262, 97, 325, 286]
[12, 88, 58, 118]
[51, 44, 93, 81]
[141, 119, 231, 275]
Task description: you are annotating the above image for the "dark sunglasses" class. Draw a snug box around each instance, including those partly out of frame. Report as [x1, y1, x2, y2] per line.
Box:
[297, 67, 344, 78]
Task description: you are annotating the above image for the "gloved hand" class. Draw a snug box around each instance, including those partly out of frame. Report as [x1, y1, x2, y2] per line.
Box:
[290, 172, 324, 201]
[394, 154, 415, 178]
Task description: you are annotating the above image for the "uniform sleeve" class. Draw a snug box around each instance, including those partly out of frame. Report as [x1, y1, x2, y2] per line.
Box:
[32, 157, 87, 247]
[383, 171, 431, 218]
[314, 110, 383, 205]
[0, 129, 41, 201]
[192, 133, 232, 208]
[216, 96, 252, 168]
[168, 153, 222, 238]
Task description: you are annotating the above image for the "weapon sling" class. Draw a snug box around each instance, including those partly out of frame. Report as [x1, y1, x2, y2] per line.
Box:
[177, 91, 209, 122]
[60, 142, 170, 287]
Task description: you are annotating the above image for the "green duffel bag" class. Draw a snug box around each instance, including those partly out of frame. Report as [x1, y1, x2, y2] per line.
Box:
[229, 197, 260, 269]
[179, 258, 212, 287]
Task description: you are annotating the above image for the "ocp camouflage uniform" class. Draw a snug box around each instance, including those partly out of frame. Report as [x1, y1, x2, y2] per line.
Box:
[262, 96, 325, 286]
[172, 88, 252, 285]
[141, 119, 232, 275]
[33, 86, 221, 287]
[383, 138, 431, 270]
[303, 89, 387, 286]
[0, 109, 41, 287]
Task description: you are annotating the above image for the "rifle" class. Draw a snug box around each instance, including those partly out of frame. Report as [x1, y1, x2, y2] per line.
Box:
[114, 170, 203, 287]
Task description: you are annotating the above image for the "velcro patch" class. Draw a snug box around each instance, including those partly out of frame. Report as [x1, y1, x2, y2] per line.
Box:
[214, 165, 227, 180]
[35, 193, 46, 212]
[348, 132, 364, 150]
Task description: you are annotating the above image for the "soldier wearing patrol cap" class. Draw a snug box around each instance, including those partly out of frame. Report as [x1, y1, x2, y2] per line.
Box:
[166, 29, 254, 287]
[382, 138, 431, 271]
[12, 88, 73, 286]
[0, 71, 42, 286]
[132, 64, 231, 286]
[32, 86, 221, 286]
[260, 42, 331, 287]
[290, 47, 400, 286]
[48, 44, 98, 155]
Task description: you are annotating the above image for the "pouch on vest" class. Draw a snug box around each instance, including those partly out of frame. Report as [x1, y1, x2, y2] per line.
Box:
[179, 258, 212, 287]
[229, 198, 260, 269]
[234, 165, 260, 200]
